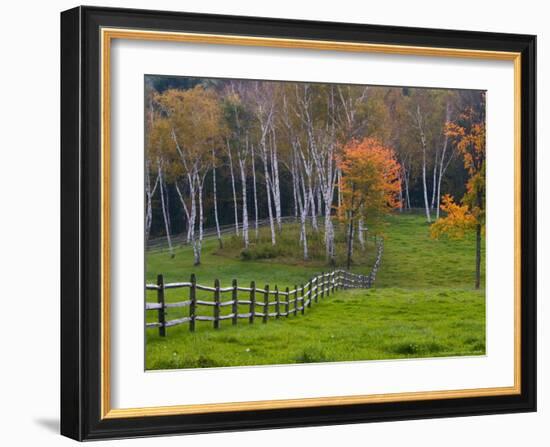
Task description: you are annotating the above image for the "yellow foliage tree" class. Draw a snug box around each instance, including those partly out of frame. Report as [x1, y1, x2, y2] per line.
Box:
[431, 104, 485, 289]
[430, 194, 477, 239]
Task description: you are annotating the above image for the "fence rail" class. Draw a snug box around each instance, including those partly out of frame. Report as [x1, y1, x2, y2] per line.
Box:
[146, 238, 384, 335]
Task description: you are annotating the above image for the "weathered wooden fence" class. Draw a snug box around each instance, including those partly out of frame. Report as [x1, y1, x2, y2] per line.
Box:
[146, 238, 384, 336]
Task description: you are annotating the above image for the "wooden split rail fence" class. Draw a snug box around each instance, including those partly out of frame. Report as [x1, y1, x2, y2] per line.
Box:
[146, 238, 384, 336]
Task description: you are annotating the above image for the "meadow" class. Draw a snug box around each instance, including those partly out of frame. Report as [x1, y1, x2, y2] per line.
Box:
[145, 212, 485, 369]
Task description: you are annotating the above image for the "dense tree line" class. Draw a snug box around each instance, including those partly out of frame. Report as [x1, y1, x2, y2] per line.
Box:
[145, 75, 485, 269]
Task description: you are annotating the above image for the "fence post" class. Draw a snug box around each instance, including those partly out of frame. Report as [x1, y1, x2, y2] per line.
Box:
[249, 281, 255, 324]
[189, 273, 196, 332]
[320, 272, 324, 301]
[285, 287, 290, 317]
[263, 284, 269, 323]
[307, 282, 312, 308]
[294, 285, 298, 316]
[300, 284, 305, 315]
[275, 285, 280, 319]
[213, 278, 220, 329]
[232, 279, 238, 326]
[157, 274, 166, 337]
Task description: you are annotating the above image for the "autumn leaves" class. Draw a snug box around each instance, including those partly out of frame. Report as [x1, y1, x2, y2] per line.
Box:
[430, 104, 486, 288]
[338, 138, 402, 268]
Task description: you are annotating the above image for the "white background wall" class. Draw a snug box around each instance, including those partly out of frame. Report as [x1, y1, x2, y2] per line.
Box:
[0, 0, 545, 445]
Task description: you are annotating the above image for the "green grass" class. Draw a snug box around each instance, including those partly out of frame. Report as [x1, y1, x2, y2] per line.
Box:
[146, 213, 485, 370]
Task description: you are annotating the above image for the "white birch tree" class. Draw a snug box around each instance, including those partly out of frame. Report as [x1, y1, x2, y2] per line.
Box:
[250, 82, 277, 245]
[250, 143, 259, 239]
[226, 139, 240, 236]
[157, 159, 174, 257]
[413, 103, 432, 223]
[144, 157, 159, 243]
[211, 148, 223, 248]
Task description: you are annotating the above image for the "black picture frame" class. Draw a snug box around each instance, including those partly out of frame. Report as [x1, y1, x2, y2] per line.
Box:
[61, 5, 536, 441]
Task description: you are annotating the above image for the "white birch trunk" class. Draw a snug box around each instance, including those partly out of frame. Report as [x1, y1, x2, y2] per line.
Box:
[238, 154, 249, 248]
[295, 152, 309, 260]
[422, 148, 431, 223]
[291, 159, 298, 221]
[157, 161, 174, 257]
[269, 128, 282, 231]
[397, 174, 404, 212]
[416, 105, 432, 223]
[430, 151, 438, 209]
[299, 194, 309, 261]
[212, 149, 222, 248]
[337, 168, 343, 211]
[175, 181, 191, 243]
[145, 162, 153, 242]
[144, 159, 159, 242]
[349, 217, 355, 257]
[260, 137, 276, 245]
[251, 144, 259, 239]
[193, 174, 204, 266]
[226, 141, 240, 235]
[358, 217, 365, 251]
[436, 103, 452, 219]
[402, 161, 412, 210]
[317, 185, 323, 217]
[309, 185, 318, 231]
[187, 173, 197, 254]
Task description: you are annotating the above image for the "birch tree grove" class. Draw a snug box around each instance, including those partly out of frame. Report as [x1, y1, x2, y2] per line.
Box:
[280, 89, 312, 260]
[145, 76, 483, 270]
[408, 90, 459, 222]
[146, 113, 172, 252]
[224, 84, 254, 247]
[294, 84, 340, 263]
[154, 85, 225, 265]
[250, 82, 277, 245]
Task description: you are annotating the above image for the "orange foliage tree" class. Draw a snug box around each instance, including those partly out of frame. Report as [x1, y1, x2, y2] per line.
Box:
[338, 137, 401, 269]
[430, 104, 486, 289]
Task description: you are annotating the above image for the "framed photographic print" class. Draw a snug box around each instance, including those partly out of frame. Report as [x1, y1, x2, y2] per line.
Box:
[60, 6, 536, 441]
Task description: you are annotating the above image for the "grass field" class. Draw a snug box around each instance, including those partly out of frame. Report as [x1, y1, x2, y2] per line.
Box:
[145, 213, 485, 370]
